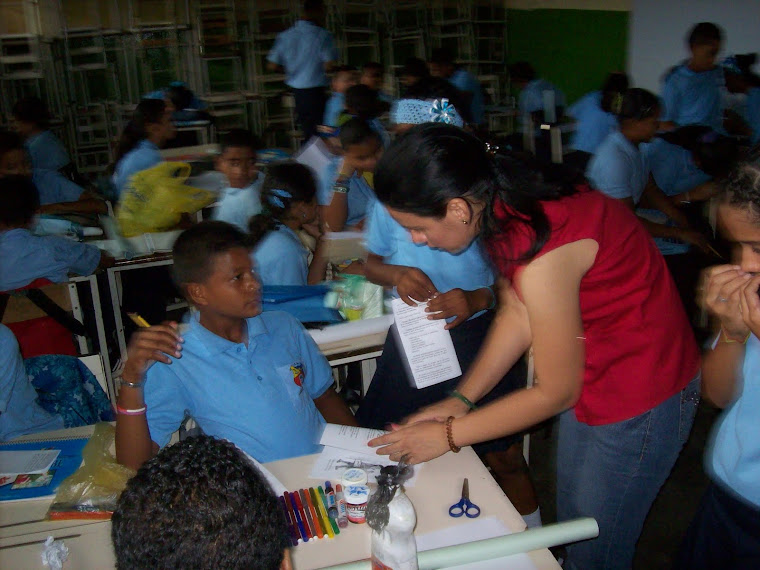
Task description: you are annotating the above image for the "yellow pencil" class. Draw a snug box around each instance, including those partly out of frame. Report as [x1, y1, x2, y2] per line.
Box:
[127, 313, 151, 328]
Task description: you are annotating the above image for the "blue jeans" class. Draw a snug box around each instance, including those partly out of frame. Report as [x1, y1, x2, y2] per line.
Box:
[557, 374, 700, 570]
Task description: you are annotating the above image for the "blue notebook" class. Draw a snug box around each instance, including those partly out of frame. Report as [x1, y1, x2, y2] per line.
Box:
[0, 437, 88, 502]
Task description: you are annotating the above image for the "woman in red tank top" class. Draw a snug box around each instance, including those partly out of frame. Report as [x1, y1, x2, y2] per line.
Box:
[368, 124, 700, 570]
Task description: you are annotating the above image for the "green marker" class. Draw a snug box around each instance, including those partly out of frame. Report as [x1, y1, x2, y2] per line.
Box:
[318, 486, 340, 535]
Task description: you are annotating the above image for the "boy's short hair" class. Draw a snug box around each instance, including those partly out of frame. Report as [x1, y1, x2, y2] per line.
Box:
[332, 64, 356, 76]
[0, 129, 24, 161]
[166, 83, 194, 111]
[172, 221, 252, 290]
[362, 61, 384, 74]
[219, 128, 260, 155]
[345, 84, 381, 120]
[0, 175, 40, 227]
[430, 47, 455, 66]
[688, 22, 722, 47]
[112, 435, 288, 570]
[12, 96, 51, 129]
[339, 116, 379, 149]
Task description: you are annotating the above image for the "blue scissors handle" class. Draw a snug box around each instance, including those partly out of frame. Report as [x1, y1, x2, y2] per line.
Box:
[448, 498, 481, 518]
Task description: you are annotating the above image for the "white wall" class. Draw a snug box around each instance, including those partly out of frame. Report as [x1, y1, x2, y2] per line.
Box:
[629, 0, 760, 94]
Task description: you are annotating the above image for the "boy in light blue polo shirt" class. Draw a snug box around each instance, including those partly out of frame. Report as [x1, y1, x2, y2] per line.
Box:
[210, 129, 263, 232]
[115, 221, 357, 471]
[12, 97, 71, 173]
[509, 61, 566, 131]
[323, 66, 357, 128]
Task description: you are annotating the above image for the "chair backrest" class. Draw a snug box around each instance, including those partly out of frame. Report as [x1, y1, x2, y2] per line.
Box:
[78, 353, 109, 396]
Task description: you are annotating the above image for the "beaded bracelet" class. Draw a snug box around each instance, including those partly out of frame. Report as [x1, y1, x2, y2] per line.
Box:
[445, 416, 461, 453]
[116, 405, 147, 416]
[450, 389, 477, 411]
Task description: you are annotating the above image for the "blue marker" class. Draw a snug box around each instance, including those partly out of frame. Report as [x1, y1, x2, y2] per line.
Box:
[287, 491, 309, 542]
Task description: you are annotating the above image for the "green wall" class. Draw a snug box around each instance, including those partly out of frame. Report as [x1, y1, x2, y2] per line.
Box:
[507, 9, 629, 104]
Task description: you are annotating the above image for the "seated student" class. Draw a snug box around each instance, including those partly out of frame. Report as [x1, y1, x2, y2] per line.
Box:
[0, 176, 111, 292]
[112, 435, 292, 570]
[210, 129, 263, 232]
[114, 221, 357, 471]
[112, 99, 176, 199]
[144, 81, 209, 123]
[339, 84, 390, 148]
[360, 61, 393, 105]
[0, 130, 105, 215]
[661, 22, 724, 132]
[250, 162, 327, 286]
[320, 117, 381, 232]
[509, 61, 566, 130]
[12, 97, 71, 174]
[398, 57, 430, 96]
[567, 72, 629, 162]
[322, 65, 357, 129]
[429, 48, 485, 126]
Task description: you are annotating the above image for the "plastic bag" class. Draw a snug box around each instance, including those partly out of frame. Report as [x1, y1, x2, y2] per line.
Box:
[46, 422, 135, 521]
[116, 162, 216, 237]
[330, 275, 384, 320]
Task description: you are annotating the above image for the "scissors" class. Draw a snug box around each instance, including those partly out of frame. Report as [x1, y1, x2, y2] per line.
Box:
[448, 478, 481, 518]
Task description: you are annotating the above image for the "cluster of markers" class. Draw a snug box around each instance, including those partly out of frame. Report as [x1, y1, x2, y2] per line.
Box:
[279, 481, 349, 545]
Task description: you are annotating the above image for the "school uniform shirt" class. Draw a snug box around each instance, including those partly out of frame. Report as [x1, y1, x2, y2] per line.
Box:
[143, 311, 333, 463]
[661, 64, 725, 132]
[586, 131, 649, 205]
[708, 333, 760, 507]
[567, 91, 618, 154]
[323, 92, 345, 127]
[0, 228, 101, 292]
[25, 130, 71, 172]
[449, 68, 485, 125]
[645, 138, 711, 197]
[377, 90, 394, 105]
[252, 225, 309, 286]
[518, 78, 566, 118]
[112, 139, 162, 198]
[32, 169, 85, 205]
[369, 118, 391, 149]
[267, 20, 338, 89]
[317, 167, 376, 228]
[366, 203, 495, 320]
[747, 87, 760, 146]
[0, 324, 64, 441]
[210, 174, 264, 233]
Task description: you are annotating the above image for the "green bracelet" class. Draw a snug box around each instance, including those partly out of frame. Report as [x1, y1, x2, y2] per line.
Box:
[450, 390, 477, 410]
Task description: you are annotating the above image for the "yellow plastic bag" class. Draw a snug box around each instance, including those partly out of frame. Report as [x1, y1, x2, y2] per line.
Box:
[116, 162, 216, 237]
[46, 422, 135, 520]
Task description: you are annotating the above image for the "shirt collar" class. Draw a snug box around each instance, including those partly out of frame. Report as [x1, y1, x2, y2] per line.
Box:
[188, 311, 269, 355]
[138, 139, 160, 151]
[276, 224, 302, 244]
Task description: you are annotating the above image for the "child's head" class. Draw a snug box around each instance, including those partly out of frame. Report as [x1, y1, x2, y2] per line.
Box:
[717, 157, 760, 273]
[303, 0, 325, 25]
[399, 57, 429, 89]
[11, 97, 50, 138]
[331, 65, 357, 94]
[360, 62, 384, 91]
[339, 117, 382, 173]
[172, 221, 259, 318]
[165, 82, 194, 112]
[614, 88, 661, 143]
[429, 48, 456, 79]
[112, 435, 290, 570]
[599, 72, 630, 114]
[687, 22, 722, 72]
[115, 99, 175, 165]
[0, 175, 39, 230]
[659, 125, 739, 178]
[248, 162, 318, 243]
[216, 129, 260, 189]
[508, 61, 536, 88]
[0, 130, 30, 178]
[344, 84, 381, 120]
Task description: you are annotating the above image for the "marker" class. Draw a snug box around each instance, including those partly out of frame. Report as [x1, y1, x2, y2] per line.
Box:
[279, 495, 299, 546]
[311, 487, 335, 538]
[286, 491, 309, 542]
[335, 484, 349, 528]
[295, 490, 315, 539]
[324, 481, 338, 519]
[127, 313, 151, 328]
[318, 486, 340, 535]
[303, 488, 324, 538]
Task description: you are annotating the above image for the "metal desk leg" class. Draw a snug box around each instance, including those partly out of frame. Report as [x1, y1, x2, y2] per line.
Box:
[107, 268, 128, 367]
[89, 275, 115, 403]
[68, 282, 88, 354]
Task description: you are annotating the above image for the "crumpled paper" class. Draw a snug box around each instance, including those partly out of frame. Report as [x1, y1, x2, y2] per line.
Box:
[41, 536, 69, 569]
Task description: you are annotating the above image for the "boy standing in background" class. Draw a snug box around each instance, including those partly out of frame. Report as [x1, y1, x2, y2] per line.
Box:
[323, 65, 358, 129]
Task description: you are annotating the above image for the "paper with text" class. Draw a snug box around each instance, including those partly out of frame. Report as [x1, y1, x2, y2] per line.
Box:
[319, 424, 387, 455]
[391, 297, 462, 389]
[0, 450, 61, 478]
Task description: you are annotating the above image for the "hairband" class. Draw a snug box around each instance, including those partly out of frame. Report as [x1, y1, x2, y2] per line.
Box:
[390, 98, 464, 127]
[266, 188, 292, 209]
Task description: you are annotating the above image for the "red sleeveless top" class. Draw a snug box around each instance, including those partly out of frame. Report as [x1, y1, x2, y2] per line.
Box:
[487, 187, 700, 425]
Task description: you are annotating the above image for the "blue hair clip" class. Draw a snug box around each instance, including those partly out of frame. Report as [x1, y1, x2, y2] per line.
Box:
[430, 99, 457, 125]
[266, 188, 292, 209]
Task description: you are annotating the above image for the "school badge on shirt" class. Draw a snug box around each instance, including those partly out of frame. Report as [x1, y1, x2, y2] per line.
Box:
[290, 363, 305, 387]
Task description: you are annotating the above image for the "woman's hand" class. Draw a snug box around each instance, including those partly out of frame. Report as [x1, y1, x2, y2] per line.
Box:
[122, 322, 183, 382]
[426, 288, 486, 329]
[396, 267, 437, 304]
[701, 265, 751, 340]
[368, 420, 450, 464]
[401, 396, 470, 426]
[740, 275, 760, 339]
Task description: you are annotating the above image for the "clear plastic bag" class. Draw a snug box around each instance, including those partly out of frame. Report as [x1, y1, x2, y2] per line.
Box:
[46, 422, 135, 521]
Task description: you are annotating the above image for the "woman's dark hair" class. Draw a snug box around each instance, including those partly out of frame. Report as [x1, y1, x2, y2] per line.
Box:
[339, 117, 380, 149]
[0, 175, 40, 227]
[688, 22, 722, 47]
[600, 72, 630, 113]
[12, 96, 50, 129]
[0, 129, 24, 160]
[717, 154, 760, 222]
[114, 99, 167, 166]
[248, 162, 317, 244]
[613, 88, 660, 122]
[659, 125, 739, 178]
[401, 76, 473, 123]
[345, 84, 381, 120]
[374, 123, 578, 260]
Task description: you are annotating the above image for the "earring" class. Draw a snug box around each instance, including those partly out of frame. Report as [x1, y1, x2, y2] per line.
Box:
[461, 219, 468, 225]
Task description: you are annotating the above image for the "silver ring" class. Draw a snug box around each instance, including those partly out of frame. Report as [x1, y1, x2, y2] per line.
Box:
[719, 297, 728, 302]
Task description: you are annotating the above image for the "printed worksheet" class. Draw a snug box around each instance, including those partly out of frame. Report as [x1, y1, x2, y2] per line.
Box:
[319, 424, 387, 455]
[309, 446, 420, 487]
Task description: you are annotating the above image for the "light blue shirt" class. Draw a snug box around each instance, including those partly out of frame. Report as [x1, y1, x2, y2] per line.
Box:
[366, 203, 495, 319]
[518, 78, 566, 118]
[645, 138, 711, 197]
[449, 68, 485, 125]
[661, 64, 725, 132]
[323, 92, 345, 127]
[369, 118, 391, 148]
[211, 175, 263, 232]
[144, 311, 332, 462]
[0, 325, 63, 441]
[586, 131, 649, 204]
[32, 169, 85, 205]
[25, 131, 70, 172]
[317, 168, 376, 228]
[267, 20, 338, 89]
[568, 91, 618, 154]
[0, 228, 101, 291]
[252, 225, 309, 286]
[747, 87, 760, 146]
[708, 333, 760, 507]
[112, 139, 162, 198]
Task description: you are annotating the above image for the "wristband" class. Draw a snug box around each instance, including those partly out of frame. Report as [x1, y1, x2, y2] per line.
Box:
[118, 376, 144, 390]
[445, 416, 461, 453]
[116, 405, 147, 415]
[721, 327, 750, 344]
[332, 181, 349, 194]
[450, 389, 477, 410]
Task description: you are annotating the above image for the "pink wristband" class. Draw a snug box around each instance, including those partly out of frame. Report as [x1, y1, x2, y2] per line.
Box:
[116, 405, 147, 416]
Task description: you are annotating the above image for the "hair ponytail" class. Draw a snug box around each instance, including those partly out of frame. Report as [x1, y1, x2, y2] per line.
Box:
[113, 99, 167, 167]
[600, 72, 629, 114]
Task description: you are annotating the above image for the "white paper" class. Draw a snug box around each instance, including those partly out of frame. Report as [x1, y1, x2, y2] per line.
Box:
[319, 423, 387, 455]
[391, 298, 462, 389]
[0, 450, 60, 477]
[307, 314, 394, 345]
[308, 445, 419, 487]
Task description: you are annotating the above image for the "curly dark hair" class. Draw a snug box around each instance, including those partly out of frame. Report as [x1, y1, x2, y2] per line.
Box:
[112, 435, 289, 570]
[718, 155, 760, 222]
